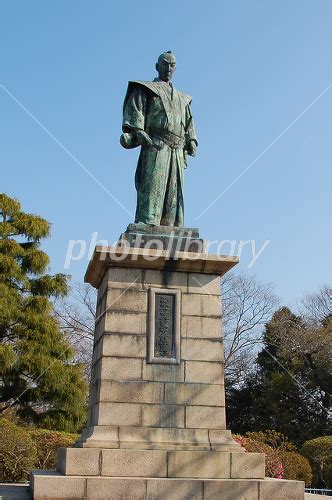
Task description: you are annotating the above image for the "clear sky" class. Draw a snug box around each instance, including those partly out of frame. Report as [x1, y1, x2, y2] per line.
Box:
[1, 1, 331, 308]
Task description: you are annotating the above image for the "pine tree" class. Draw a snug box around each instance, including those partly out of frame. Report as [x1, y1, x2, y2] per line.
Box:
[226, 307, 331, 446]
[0, 194, 87, 432]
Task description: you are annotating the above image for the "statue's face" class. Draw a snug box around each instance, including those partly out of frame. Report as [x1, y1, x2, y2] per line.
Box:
[156, 54, 176, 82]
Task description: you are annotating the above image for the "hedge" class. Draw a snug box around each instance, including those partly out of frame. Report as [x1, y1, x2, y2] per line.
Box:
[234, 433, 312, 485]
[279, 450, 312, 486]
[28, 428, 78, 469]
[246, 430, 297, 452]
[301, 436, 332, 488]
[0, 418, 77, 482]
[0, 418, 37, 482]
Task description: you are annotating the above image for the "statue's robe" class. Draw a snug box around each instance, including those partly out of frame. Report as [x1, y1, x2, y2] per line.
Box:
[122, 79, 197, 227]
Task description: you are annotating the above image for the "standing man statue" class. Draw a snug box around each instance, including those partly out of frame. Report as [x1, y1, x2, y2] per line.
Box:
[120, 51, 198, 227]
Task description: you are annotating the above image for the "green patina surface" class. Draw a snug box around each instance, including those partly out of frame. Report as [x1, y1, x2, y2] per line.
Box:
[121, 51, 198, 228]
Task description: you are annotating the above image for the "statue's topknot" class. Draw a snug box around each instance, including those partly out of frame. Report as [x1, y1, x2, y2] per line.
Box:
[157, 51, 176, 64]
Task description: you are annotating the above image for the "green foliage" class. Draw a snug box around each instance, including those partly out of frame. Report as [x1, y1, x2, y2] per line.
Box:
[279, 451, 312, 486]
[0, 418, 37, 482]
[0, 193, 87, 432]
[227, 307, 331, 446]
[301, 436, 332, 488]
[234, 433, 312, 485]
[0, 418, 79, 482]
[0, 343, 16, 371]
[246, 431, 313, 485]
[28, 428, 78, 469]
[246, 430, 297, 452]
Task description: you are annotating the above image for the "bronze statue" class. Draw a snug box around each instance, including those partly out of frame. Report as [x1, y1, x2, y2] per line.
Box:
[121, 51, 198, 227]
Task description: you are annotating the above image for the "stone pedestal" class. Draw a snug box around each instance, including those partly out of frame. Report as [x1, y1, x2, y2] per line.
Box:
[119, 224, 205, 252]
[31, 239, 305, 499]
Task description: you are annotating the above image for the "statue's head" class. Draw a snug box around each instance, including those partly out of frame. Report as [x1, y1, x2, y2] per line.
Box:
[156, 51, 176, 82]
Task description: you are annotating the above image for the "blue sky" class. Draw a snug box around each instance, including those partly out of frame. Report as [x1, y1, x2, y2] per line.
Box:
[1, 1, 331, 308]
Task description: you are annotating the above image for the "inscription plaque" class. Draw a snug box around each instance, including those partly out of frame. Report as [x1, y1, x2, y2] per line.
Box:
[155, 293, 175, 358]
[148, 288, 180, 364]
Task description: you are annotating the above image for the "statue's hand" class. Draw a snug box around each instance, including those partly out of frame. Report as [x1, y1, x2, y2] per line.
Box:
[136, 130, 153, 147]
[187, 140, 197, 157]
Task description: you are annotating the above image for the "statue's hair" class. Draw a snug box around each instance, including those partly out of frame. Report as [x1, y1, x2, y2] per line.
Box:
[157, 51, 176, 63]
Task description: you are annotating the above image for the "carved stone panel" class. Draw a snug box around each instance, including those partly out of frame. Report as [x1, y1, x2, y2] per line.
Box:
[148, 288, 181, 364]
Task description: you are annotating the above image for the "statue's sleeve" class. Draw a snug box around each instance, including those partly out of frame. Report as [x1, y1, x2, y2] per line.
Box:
[185, 103, 198, 146]
[122, 86, 147, 133]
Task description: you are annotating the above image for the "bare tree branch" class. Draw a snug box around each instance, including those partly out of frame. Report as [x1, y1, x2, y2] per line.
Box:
[300, 284, 332, 325]
[221, 273, 279, 386]
[53, 282, 96, 379]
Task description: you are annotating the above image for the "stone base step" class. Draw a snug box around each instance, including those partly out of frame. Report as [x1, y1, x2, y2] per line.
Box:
[57, 448, 265, 479]
[31, 472, 305, 499]
[75, 425, 242, 451]
[0, 483, 31, 499]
